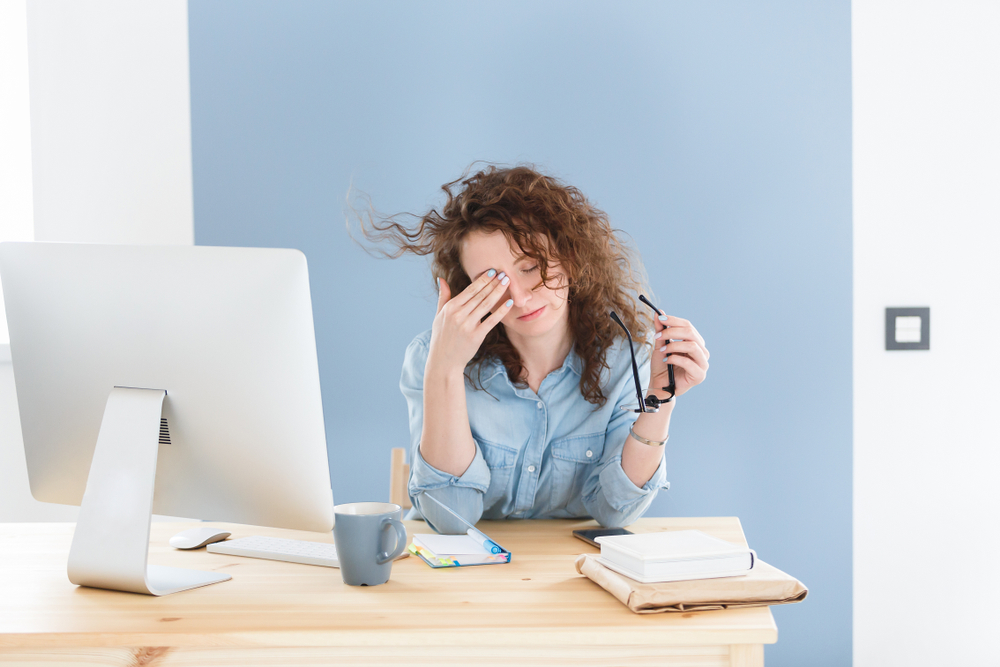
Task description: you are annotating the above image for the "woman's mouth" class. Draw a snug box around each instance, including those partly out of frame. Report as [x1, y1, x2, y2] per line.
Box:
[517, 306, 546, 322]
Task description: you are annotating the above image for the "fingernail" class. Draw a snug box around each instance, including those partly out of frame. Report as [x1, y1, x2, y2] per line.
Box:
[501, 276, 510, 285]
[658, 315, 668, 322]
[498, 272, 506, 280]
[505, 299, 513, 307]
[487, 269, 496, 278]
[654, 332, 662, 340]
[663, 357, 669, 363]
[659, 345, 667, 352]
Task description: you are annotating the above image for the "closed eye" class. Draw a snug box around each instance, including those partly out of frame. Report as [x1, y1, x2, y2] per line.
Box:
[521, 265, 539, 274]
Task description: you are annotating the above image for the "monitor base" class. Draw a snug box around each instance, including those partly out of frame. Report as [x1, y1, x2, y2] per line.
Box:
[144, 565, 232, 596]
[67, 387, 232, 596]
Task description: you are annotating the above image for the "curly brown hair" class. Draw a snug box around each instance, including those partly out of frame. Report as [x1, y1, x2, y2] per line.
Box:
[355, 164, 653, 407]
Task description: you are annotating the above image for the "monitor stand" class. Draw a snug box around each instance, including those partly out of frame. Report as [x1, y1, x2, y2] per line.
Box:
[67, 386, 232, 596]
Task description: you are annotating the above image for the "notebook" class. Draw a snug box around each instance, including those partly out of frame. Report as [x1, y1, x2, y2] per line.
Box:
[409, 531, 511, 568]
[595, 530, 755, 584]
[407, 494, 511, 568]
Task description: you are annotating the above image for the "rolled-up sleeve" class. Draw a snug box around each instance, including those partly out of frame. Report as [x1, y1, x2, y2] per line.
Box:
[399, 334, 491, 533]
[581, 344, 669, 527]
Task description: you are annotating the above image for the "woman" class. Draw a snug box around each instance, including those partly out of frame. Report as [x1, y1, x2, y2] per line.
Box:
[365, 165, 709, 533]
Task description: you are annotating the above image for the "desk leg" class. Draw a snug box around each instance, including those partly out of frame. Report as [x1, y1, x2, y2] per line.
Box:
[730, 644, 764, 667]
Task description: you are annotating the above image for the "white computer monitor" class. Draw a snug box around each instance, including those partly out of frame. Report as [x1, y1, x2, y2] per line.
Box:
[0, 242, 334, 596]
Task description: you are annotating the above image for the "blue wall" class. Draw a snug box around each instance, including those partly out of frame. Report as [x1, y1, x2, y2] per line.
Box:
[189, 2, 852, 664]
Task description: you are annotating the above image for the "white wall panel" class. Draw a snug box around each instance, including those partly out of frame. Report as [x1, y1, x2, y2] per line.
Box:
[853, 2, 1000, 664]
[0, 0, 36, 345]
[26, 0, 194, 245]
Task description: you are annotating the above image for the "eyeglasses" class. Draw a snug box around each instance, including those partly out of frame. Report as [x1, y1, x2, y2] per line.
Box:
[609, 295, 676, 414]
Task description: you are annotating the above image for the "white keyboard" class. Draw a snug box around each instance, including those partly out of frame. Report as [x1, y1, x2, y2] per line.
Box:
[207, 536, 341, 567]
[206, 536, 409, 568]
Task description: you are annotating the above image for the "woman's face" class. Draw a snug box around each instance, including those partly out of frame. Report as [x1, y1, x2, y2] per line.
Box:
[459, 229, 570, 341]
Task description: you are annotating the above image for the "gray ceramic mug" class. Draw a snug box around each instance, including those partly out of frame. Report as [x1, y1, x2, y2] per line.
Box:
[333, 502, 407, 586]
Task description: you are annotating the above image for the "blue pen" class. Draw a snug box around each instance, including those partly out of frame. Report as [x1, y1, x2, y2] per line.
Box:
[423, 493, 506, 555]
[467, 529, 503, 554]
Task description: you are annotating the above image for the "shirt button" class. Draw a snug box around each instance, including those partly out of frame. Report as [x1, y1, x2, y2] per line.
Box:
[527, 465, 536, 473]
[586, 450, 593, 458]
[536, 402, 543, 409]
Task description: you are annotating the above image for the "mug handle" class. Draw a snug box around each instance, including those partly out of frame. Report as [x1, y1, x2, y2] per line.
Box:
[376, 518, 407, 565]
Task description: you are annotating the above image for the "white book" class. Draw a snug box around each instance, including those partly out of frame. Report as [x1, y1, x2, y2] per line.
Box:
[595, 530, 755, 584]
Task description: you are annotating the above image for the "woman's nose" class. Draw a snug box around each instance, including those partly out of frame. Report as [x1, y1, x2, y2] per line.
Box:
[505, 275, 533, 308]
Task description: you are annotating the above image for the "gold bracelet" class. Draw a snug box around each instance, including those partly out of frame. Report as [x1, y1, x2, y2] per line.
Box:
[629, 424, 669, 447]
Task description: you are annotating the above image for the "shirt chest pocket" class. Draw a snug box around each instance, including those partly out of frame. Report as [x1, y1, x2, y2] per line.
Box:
[551, 432, 605, 464]
[477, 438, 518, 509]
[548, 432, 605, 508]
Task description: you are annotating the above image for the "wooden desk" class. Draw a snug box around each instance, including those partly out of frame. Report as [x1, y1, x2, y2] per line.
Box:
[0, 517, 776, 666]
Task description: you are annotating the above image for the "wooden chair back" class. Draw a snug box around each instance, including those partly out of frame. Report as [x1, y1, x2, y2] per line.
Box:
[390, 447, 411, 509]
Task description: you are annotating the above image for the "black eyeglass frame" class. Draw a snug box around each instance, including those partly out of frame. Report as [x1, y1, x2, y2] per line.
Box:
[609, 294, 677, 414]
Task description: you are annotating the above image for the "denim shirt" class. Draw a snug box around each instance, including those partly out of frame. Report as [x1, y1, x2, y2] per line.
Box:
[400, 328, 669, 534]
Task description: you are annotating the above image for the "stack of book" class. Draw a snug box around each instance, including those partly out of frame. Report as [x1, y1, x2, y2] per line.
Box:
[595, 530, 755, 584]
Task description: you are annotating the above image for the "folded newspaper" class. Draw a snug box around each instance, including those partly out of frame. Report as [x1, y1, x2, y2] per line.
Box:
[575, 553, 807, 614]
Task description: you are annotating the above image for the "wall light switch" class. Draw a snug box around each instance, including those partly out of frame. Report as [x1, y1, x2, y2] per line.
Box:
[894, 316, 922, 343]
[886, 307, 929, 350]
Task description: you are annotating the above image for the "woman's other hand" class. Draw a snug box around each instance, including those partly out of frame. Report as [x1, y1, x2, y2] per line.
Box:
[650, 316, 709, 398]
[427, 270, 513, 375]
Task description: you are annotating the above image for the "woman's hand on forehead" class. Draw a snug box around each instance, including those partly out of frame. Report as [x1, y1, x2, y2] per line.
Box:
[425, 270, 514, 375]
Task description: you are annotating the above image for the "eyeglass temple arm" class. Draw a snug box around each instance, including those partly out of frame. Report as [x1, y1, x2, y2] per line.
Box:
[638, 294, 676, 398]
[609, 311, 647, 413]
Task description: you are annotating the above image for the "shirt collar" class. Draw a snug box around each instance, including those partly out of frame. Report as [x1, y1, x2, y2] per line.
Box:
[564, 346, 584, 376]
[476, 345, 584, 386]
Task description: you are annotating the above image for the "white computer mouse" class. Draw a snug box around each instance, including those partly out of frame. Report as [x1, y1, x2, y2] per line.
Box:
[169, 526, 232, 550]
